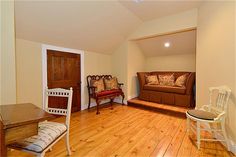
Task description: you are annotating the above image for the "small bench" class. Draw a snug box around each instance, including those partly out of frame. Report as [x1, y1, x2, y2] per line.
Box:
[87, 75, 125, 114]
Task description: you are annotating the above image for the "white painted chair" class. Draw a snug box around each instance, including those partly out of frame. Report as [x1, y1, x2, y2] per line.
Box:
[186, 86, 231, 150]
[9, 87, 73, 157]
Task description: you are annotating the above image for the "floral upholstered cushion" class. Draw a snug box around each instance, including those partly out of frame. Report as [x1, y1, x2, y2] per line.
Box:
[158, 74, 175, 86]
[91, 79, 105, 93]
[104, 77, 118, 90]
[175, 74, 187, 87]
[145, 75, 159, 85]
[9, 121, 67, 153]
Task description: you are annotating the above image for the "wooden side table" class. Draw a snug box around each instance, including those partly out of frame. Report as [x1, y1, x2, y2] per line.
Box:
[0, 103, 54, 157]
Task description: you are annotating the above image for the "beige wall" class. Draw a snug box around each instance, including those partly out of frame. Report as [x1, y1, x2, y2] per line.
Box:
[16, 38, 112, 109]
[83, 51, 112, 109]
[145, 53, 196, 72]
[127, 41, 145, 99]
[130, 9, 198, 40]
[111, 42, 128, 99]
[1, 1, 16, 105]
[16, 39, 42, 107]
[0, 1, 2, 104]
[196, 1, 236, 143]
[111, 8, 198, 101]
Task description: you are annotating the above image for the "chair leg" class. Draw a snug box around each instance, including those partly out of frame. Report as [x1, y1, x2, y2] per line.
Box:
[197, 121, 201, 149]
[221, 120, 230, 151]
[37, 152, 45, 157]
[122, 94, 125, 105]
[186, 117, 190, 133]
[66, 132, 72, 155]
[88, 96, 91, 109]
[96, 99, 100, 114]
[110, 98, 114, 110]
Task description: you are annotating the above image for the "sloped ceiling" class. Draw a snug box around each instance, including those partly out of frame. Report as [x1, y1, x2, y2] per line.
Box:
[15, 1, 141, 54]
[15, 1, 201, 54]
[135, 29, 196, 57]
[119, 1, 202, 21]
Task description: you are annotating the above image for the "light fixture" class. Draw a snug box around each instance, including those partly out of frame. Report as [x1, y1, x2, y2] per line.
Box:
[164, 42, 170, 48]
[133, 0, 143, 3]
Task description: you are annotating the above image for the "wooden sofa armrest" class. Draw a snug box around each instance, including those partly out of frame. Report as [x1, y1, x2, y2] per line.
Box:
[185, 72, 195, 95]
[137, 72, 147, 92]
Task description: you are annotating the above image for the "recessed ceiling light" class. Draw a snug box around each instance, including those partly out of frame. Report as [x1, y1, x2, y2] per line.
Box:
[133, 0, 143, 3]
[164, 42, 170, 48]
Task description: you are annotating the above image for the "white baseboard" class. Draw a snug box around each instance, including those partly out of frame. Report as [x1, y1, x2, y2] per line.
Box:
[201, 123, 236, 155]
[114, 97, 127, 105]
[127, 94, 138, 100]
[81, 94, 138, 110]
[81, 99, 110, 110]
[81, 97, 127, 110]
[214, 131, 236, 155]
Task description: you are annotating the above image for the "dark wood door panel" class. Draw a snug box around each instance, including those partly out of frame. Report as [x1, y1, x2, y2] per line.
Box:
[47, 50, 81, 112]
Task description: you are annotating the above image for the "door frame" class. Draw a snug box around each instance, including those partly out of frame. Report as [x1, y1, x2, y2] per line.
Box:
[42, 44, 84, 111]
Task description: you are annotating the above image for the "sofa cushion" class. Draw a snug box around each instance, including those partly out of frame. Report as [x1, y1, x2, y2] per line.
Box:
[175, 74, 187, 87]
[143, 85, 186, 94]
[91, 79, 105, 93]
[158, 74, 175, 86]
[104, 77, 118, 90]
[96, 89, 122, 97]
[145, 75, 159, 85]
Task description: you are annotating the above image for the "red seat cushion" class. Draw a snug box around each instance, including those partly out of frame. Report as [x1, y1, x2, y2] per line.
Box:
[96, 89, 122, 97]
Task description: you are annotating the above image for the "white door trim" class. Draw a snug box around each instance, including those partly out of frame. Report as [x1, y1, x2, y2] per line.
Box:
[42, 44, 84, 111]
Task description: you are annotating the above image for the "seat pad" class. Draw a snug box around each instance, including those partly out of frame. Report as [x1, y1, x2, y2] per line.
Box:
[143, 85, 186, 94]
[9, 121, 67, 153]
[187, 109, 217, 120]
[96, 89, 122, 97]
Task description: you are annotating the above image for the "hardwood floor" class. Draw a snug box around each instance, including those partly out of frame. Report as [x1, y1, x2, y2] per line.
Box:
[8, 101, 234, 157]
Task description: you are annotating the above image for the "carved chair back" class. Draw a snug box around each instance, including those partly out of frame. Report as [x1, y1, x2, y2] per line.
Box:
[44, 87, 73, 128]
[87, 75, 112, 94]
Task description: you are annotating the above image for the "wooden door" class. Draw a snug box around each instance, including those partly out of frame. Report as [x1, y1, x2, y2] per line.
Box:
[47, 50, 81, 112]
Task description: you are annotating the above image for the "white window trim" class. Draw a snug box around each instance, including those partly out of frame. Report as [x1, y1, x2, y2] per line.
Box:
[42, 44, 84, 110]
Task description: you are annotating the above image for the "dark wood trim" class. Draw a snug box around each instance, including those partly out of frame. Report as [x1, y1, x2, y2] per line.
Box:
[0, 120, 7, 157]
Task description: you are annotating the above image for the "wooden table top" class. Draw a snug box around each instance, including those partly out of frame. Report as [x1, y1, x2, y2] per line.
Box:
[0, 103, 54, 129]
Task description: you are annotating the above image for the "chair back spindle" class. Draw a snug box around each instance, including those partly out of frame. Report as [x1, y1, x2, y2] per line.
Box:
[209, 86, 231, 114]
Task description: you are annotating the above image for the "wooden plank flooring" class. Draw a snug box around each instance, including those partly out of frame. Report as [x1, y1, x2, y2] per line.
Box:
[8, 101, 234, 157]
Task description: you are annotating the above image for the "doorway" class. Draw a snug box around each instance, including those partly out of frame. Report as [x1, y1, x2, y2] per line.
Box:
[42, 45, 84, 112]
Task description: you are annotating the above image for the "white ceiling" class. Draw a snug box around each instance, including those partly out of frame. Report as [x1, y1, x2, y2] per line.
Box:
[135, 29, 196, 57]
[15, 1, 201, 54]
[119, 1, 202, 21]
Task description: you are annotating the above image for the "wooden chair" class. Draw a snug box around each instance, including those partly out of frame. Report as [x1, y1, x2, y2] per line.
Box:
[186, 86, 231, 150]
[87, 75, 125, 114]
[9, 87, 73, 157]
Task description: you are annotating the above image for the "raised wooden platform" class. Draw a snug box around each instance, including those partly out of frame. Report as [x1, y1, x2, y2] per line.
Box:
[127, 98, 190, 118]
